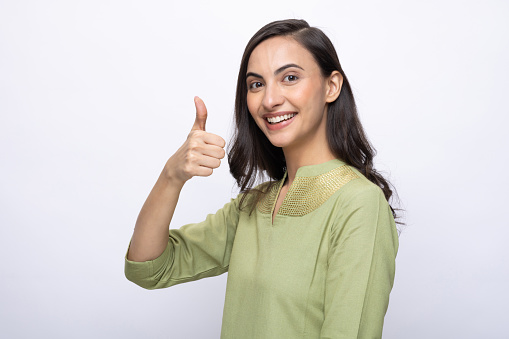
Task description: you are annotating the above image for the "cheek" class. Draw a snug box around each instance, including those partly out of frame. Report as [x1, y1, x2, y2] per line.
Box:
[246, 94, 255, 116]
[247, 94, 261, 120]
[294, 82, 327, 113]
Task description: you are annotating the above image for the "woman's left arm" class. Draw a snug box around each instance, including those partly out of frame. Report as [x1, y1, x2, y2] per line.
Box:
[321, 185, 399, 339]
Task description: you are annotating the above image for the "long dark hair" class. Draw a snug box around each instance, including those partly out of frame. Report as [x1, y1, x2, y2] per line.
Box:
[228, 19, 402, 224]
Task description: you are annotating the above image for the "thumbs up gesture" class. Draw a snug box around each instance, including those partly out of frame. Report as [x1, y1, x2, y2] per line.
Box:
[192, 96, 208, 132]
[164, 97, 226, 184]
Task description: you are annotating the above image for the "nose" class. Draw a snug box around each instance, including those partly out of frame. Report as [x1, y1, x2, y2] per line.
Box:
[261, 82, 284, 111]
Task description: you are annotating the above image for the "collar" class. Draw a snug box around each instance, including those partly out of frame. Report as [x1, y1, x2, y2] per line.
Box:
[258, 159, 359, 217]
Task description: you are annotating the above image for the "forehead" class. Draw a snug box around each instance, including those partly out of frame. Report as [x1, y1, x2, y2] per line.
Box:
[247, 36, 318, 73]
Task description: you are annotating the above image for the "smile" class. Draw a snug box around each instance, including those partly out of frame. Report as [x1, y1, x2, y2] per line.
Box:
[266, 113, 296, 124]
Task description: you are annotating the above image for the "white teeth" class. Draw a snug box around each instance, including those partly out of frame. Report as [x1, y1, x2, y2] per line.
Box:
[267, 113, 296, 124]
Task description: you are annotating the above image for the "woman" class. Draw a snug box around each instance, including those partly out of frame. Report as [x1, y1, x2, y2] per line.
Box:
[125, 19, 400, 338]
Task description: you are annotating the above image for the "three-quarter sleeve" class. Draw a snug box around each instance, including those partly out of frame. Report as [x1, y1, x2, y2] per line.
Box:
[321, 184, 399, 339]
[125, 196, 241, 290]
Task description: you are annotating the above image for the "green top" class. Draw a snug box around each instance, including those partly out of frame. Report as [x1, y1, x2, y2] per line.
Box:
[125, 159, 399, 338]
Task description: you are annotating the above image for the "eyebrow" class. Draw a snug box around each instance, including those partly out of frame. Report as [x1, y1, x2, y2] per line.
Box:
[246, 63, 304, 79]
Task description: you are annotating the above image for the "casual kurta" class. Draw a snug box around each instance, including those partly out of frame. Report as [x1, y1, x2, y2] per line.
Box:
[125, 159, 399, 338]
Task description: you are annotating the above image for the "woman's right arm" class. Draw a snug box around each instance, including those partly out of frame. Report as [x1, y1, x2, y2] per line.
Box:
[126, 97, 226, 262]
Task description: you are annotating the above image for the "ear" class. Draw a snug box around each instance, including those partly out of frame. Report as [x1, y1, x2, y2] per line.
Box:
[325, 71, 343, 103]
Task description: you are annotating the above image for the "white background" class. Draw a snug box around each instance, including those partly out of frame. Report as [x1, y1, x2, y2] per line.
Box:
[1, 0, 508, 338]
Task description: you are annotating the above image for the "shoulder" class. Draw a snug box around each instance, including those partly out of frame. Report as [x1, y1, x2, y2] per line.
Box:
[326, 165, 391, 230]
[237, 179, 282, 211]
[335, 166, 387, 207]
[252, 179, 281, 192]
[327, 167, 396, 247]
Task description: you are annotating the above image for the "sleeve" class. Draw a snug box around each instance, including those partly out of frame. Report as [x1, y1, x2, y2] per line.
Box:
[320, 185, 399, 339]
[124, 195, 241, 290]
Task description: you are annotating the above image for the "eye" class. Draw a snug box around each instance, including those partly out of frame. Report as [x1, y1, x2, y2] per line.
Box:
[283, 75, 298, 82]
[249, 81, 263, 90]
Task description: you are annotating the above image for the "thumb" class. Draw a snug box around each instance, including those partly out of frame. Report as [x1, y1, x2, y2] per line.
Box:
[191, 96, 207, 131]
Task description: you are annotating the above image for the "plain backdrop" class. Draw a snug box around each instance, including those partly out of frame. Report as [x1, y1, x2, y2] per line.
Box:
[1, 0, 508, 338]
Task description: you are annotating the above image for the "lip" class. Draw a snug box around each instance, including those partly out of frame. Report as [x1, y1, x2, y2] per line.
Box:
[263, 111, 297, 131]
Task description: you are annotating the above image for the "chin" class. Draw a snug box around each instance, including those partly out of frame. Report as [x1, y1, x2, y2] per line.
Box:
[265, 136, 293, 148]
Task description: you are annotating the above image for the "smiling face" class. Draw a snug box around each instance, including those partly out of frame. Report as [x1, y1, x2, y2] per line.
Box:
[246, 36, 341, 154]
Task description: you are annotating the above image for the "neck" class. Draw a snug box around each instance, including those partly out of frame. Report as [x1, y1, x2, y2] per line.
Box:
[283, 143, 336, 186]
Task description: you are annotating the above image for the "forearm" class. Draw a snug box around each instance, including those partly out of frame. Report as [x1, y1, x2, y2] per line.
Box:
[127, 167, 184, 262]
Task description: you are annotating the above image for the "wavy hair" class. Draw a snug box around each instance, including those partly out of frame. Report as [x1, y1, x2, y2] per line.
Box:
[228, 19, 402, 224]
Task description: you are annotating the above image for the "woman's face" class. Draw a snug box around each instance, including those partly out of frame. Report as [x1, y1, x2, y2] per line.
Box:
[246, 36, 340, 151]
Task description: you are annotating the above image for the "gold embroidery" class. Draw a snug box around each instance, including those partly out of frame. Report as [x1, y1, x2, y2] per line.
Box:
[257, 181, 282, 214]
[257, 165, 359, 216]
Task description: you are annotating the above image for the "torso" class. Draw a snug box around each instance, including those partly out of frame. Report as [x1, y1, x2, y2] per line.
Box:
[222, 160, 367, 338]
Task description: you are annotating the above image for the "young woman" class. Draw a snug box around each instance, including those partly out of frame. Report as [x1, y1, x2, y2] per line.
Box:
[125, 19, 400, 338]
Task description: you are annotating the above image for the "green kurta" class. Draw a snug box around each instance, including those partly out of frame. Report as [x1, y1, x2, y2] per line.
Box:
[125, 159, 399, 338]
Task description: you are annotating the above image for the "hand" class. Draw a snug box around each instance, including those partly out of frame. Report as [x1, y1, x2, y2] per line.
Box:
[164, 96, 226, 184]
